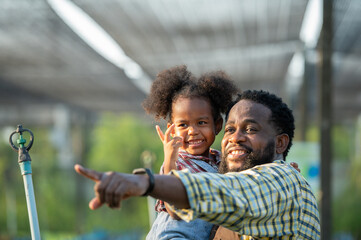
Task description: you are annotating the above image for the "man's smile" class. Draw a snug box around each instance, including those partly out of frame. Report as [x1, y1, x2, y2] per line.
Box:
[226, 145, 252, 161]
[229, 150, 248, 157]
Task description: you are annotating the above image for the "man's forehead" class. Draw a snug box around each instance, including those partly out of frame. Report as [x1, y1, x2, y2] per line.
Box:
[227, 99, 271, 122]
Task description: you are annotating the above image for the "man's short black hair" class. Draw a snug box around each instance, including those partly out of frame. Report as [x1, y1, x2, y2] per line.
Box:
[226, 90, 295, 159]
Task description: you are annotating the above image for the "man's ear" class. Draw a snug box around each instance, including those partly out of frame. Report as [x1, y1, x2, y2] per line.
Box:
[215, 118, 223, 135]
[276, 133, 289, 154]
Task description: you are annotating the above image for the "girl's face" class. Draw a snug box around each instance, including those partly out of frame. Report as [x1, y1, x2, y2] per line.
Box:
[169, 97, 223, 157]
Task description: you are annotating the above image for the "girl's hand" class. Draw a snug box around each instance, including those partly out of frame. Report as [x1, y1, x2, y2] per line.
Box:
[156, 124, 183, 174]
[290, 162, 301, 173]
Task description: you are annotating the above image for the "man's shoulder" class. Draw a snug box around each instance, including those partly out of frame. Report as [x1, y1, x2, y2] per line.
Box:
[237, 160, 308, 186]
[245, 160, 295, 175]
[256, 160, 299, 175]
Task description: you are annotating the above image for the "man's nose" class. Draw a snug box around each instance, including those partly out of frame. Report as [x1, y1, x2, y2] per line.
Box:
[229, 130, 246, 143]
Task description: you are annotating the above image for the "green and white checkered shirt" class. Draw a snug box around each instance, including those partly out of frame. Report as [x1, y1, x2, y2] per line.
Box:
[170, 160, 320, 239]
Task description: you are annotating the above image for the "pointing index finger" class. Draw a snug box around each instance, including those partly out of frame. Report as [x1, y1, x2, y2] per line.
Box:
[74, 164, 103, 182]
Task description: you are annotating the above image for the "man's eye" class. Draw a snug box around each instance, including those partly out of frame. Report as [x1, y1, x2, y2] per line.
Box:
[246, 127, 257, 133]
[225, 127, 235, 133]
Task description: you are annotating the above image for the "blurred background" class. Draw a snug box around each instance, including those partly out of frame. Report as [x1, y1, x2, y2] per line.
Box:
[0, 0, 360, 239]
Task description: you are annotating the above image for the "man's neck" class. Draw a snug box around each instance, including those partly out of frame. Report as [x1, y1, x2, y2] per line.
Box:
[273, 154, 284, 161]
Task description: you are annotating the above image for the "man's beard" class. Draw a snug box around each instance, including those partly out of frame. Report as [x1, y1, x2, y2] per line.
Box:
[218, 140, 275, 174]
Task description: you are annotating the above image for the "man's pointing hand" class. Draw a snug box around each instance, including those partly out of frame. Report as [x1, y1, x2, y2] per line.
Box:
[74, 164, 148, 210]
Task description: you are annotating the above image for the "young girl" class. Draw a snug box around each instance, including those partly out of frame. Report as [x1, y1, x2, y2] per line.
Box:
[143, 65, 238, 240]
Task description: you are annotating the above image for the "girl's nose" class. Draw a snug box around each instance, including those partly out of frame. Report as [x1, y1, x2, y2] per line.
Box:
[188, 126, 199, 135]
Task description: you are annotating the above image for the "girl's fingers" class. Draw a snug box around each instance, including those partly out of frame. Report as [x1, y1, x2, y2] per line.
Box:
[290, 162, 298, 168]
[290, 162, 301, 173]
[172, 136, 183, 148]
[155, 125, 165, 141]
[164, 124, 175, 143]
[156, 124, 180, 145]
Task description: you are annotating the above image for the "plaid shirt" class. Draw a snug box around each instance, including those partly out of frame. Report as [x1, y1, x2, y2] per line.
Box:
[170, 160, 321, 239]
[155, 149, 221, 212]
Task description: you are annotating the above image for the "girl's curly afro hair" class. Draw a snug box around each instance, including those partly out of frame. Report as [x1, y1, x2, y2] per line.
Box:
[143, 65, 239, 122]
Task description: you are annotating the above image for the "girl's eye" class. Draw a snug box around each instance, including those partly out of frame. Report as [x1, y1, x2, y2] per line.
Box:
[199, 121, 207, 125]
[178, 123, 187, 128]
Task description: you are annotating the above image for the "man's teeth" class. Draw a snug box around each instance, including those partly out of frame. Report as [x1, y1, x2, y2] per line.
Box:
[230, 150, 247, 155]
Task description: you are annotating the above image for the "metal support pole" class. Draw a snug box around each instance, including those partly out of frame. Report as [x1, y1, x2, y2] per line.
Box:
[320, 0, 333, 239]
[22, 170, 41, 240]
[299, 50, 310, 141]
[9, 125, 41, 240]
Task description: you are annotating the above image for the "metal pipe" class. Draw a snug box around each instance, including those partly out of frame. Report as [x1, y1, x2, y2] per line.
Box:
[9, 125, 41, 240]
[22, 167, 41, 240]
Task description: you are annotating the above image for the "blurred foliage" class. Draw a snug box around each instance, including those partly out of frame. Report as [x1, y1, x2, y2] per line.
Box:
[0, 115, 163, 238]
[0, 127, 60, 237]
[84, 113, 163, 233]
[306, 124, 351, 160]
[333, 156, 361, 238]
[307, 122, 360, 237]
[211, 129, 223, 152]
[332, 120, 361, 238]
[88, 113, 163, 172]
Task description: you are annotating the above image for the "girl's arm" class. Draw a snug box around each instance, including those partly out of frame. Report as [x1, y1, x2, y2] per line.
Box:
[156, 124, 183, 219]
[156, 124, 182, 174]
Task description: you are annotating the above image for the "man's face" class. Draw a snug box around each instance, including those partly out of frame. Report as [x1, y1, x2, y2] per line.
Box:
[219, 99, 278, 173]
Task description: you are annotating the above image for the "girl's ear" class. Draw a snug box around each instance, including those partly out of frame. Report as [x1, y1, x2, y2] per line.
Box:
[275, 133, 289, 155]
[215, 118, 223, 135]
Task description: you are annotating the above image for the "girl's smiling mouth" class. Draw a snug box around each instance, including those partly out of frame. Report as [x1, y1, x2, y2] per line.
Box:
[187, 139, 205, 146]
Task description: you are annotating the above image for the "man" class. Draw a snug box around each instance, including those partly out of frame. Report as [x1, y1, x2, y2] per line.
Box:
[75, 90, 321, 239]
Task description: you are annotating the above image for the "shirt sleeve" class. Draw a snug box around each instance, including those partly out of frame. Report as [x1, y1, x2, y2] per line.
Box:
[168, 164, 304, 237]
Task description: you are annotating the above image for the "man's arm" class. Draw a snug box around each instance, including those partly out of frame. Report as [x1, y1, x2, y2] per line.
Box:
[75, 163, 319, 238]
[74, 164, 190, 210]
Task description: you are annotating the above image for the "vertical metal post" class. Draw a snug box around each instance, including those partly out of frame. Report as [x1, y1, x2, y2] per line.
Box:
[320, 0, 333, 239]
[299, 50, 310, 141]
[22, 169, 41, 240]
[9, 125, 41, 240]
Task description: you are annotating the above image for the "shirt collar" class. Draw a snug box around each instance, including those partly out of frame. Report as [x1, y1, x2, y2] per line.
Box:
[273, 159, 285, 164]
